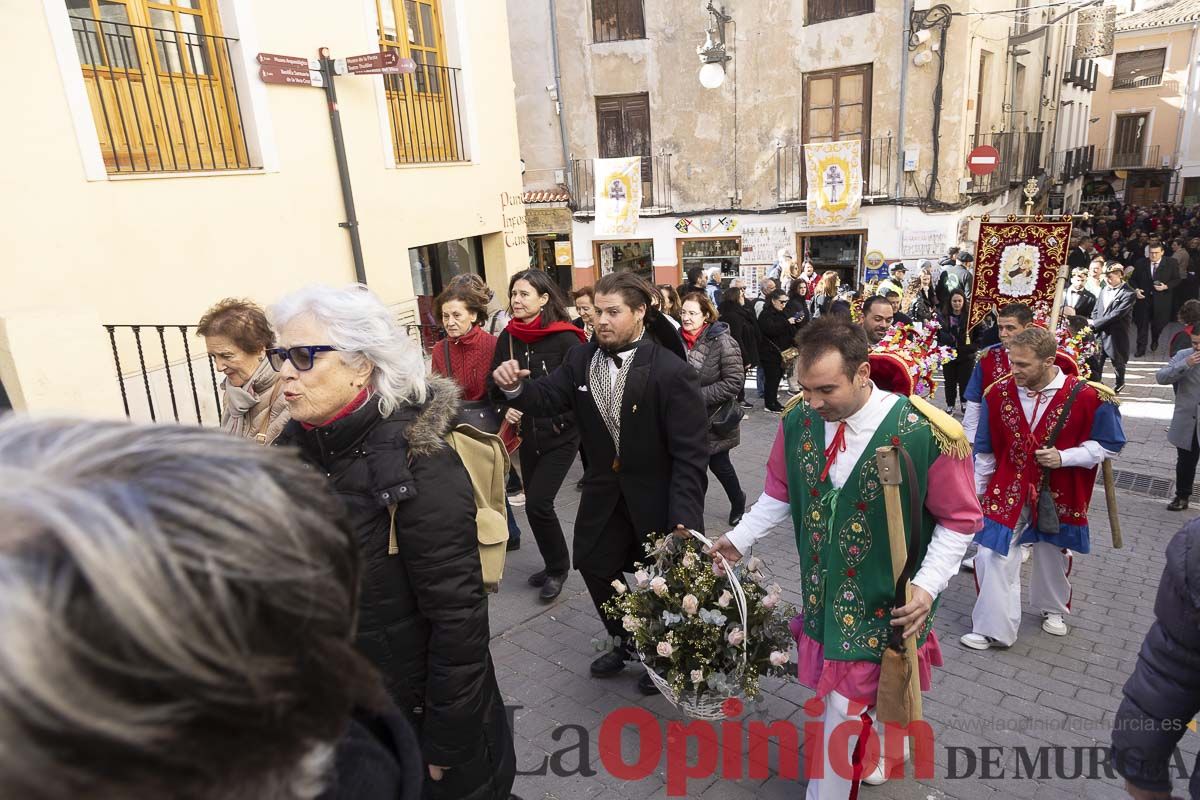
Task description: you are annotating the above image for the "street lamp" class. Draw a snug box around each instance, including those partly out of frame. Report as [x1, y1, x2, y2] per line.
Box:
[697, 1, 731, 89]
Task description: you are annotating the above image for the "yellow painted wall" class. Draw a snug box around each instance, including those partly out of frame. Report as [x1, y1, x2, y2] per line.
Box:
[0, 0, 528, 415]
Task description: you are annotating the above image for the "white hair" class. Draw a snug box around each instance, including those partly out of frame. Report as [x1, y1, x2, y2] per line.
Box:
[269, 284, 428, 417]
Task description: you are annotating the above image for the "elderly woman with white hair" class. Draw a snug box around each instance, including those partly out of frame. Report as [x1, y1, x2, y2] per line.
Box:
[0, 418, 423, 800]
[270, 284, 516, 800]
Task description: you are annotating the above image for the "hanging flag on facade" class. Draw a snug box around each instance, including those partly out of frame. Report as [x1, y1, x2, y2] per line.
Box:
[804, 140, 863, 227]
[967, 219, 1074, 332]
[594, 157, 642, 235]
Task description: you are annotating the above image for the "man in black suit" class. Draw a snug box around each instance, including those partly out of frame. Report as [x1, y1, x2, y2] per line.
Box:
[1131, 242, 1183, 353]
[1067, 236, 1094, 272]
[492, 272, 709, 694]
[1062, 268, 1097, 320]
[1090, 261, 1136, 392]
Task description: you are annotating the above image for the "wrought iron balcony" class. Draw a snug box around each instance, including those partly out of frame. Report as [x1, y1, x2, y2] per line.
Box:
[774, 136, 894, 206]
[568, 154, 673, 215]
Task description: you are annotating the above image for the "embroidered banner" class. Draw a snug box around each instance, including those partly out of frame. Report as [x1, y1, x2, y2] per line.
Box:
[968, 219, 1074, 333]
[804, 140, 863, 227]
[594, 157, 642, 235]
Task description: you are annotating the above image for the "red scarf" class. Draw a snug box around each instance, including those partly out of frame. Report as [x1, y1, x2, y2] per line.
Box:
[300, 388, 371, 431]
[507, 314, 587, 345]
[681, 324, 706, 351]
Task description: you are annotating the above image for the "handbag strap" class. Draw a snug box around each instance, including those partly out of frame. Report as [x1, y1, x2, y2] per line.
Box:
[443, 338, 453, 381]
[1038, 379, 1086, 489]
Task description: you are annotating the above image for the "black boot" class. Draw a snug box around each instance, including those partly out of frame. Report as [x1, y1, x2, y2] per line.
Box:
[539, 572, 567, 602]
[590, 649, 629, 678]
[728, 491, 747, 527]
[1168, 496, 1190, 512]
[637, 670, 659, 696]
[527, 569, 547, 587]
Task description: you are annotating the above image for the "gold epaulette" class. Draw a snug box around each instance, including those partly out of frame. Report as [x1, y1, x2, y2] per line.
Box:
[782, 391, 805, 418]
[907, 394, 972, 459]
[983, 372, 1013, 398]
[1087, 380, 1120, 405]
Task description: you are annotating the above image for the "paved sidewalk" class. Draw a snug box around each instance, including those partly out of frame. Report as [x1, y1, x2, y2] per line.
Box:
[487, 335, 1199, 799]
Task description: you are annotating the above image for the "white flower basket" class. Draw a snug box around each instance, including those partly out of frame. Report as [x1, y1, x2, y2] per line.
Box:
[638, 530, 750, 721]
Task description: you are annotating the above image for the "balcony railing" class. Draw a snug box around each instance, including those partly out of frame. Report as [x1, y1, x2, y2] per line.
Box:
[1092, 145, 1163, 171]
[569, 155, 673, 215]
[69, 16, 251, 173]
[774, 136, 894, 206]
[1113, 74, 1163, 90]
[965, 131, 1044, 194]
[1055, 145, 1094, 181]
[379, 56, 468, 164]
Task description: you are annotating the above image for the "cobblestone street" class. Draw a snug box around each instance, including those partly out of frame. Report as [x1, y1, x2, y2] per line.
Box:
[489, 331, 1199, 800]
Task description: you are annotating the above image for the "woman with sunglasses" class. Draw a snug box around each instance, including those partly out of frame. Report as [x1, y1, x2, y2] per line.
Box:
[487, 270, 587, 603]
[197, 298, 291, 444]
[270, 285, 516, 800]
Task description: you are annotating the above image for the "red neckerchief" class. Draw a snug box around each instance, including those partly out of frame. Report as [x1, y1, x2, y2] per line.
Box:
[819, 421, 849, 483]
[300, 388, 370, 431]
[507, 314, 587, 345]
[681, 324, 706, 351]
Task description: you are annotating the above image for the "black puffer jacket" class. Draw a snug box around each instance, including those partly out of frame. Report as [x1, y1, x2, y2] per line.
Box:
[1111, 520, 1200, 799]
[488, 328, 582, 452]
[717, 300, 760, 366]
[278, 377, 515, 800]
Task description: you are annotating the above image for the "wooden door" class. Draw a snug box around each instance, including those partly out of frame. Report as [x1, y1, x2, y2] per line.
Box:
[379, 0, 459, 163]
[596, 93, 652, 202]
[1113, 113, 1148, 168]
[802, 65, 872, 190]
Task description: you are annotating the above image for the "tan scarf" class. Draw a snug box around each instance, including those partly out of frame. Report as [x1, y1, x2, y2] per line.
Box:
[221, 357, 288, 442]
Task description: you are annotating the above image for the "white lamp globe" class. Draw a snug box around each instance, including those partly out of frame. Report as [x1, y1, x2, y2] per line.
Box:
[698, 62, 726, 89]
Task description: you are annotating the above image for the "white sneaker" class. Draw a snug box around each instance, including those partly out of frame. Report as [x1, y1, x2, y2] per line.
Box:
[960, 555, 976, 571]
[959, 632, 1003, 650]
[1042, 613, 1068, 636]
[862, 741, 911, 785]
[507, 491, 525, 508]
[1021, 544, 1032, 563]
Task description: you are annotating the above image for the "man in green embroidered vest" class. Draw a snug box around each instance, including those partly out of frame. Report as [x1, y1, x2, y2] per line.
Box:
[709, 317, 983, 799]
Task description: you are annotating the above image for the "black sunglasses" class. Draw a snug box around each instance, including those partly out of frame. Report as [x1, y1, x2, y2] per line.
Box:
[266, 345, 337, 372]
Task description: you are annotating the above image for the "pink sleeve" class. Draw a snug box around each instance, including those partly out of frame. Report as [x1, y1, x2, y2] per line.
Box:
[764, 423, 790, 503]
[925, 454, 983, 534]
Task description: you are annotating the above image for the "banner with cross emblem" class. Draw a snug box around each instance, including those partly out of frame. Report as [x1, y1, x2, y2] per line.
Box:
[804, 140, 863, 227]
[594, 157, 642, 235]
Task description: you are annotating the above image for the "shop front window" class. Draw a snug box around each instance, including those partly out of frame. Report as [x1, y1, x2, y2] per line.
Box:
[598, 240, 653, 280]
[530, 234, 573, 297]
[679, 237, 741, 284]
[800, 232, 862, 287]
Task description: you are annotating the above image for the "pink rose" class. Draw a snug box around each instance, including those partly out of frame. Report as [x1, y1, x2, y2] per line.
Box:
[633, 569, 651, 587]
[656, 641, 674, 658]
[762, 593, 779, 609]
[727, 628, 745, 646]
[769, 650, 789, 667]
[690, 669, 704, 684]
[622, 615, 639, 632]
[717, 590, 733, 608]
[650, 576, 669, 597]
[745, 556, 764, 572]
[681, 594, 700, 615]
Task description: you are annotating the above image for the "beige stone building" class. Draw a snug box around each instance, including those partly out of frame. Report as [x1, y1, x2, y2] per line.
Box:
[509, 0, 1104, 292]
[1, 0, 527, 420]
[1087, 0, 1200, 206]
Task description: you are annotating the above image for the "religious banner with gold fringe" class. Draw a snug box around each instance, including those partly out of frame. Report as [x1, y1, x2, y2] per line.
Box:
[594, 157, 642, 235]
[804, 140, 862, 226]
[967, 217, 1074, 333]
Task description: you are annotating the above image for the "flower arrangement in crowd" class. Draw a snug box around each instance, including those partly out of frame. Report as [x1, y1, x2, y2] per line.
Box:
[870, 318, 956, 398]
[1056, 321, 1099, 380]
[601, 533, 796, 717]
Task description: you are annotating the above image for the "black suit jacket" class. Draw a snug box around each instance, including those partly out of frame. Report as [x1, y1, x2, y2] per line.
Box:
[1135, 256, 1183, 325]
[1063, 288, 1096, 319]
[1090, 284, 1135, 361]
[505, 338, 709, 572]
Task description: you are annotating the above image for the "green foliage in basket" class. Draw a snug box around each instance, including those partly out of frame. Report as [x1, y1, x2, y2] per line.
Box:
[602, 534, 796, 702]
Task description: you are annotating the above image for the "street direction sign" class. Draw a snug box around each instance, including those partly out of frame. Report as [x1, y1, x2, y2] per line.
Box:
[344, 50, 416, 74]
[259, 65, 324, 88]
[256, 52, 320, 71]
[967, 145, 1001, 176]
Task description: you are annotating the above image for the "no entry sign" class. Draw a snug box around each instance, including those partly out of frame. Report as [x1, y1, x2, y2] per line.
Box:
[967, 145, 1001, 176]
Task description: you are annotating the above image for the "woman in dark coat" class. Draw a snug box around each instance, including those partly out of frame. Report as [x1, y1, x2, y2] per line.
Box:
[682, 291, 747, 525]
[717, 287, 760, 408]
[271, 285, 515, 800]
[757, 290, 796, 413]
[1111, 519, 1200, 800]
[937, 289, 977, 415]
[488, 269, 587, 602]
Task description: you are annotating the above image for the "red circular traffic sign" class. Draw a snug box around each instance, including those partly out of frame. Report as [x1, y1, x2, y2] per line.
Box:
[967, 145, 1000, 176]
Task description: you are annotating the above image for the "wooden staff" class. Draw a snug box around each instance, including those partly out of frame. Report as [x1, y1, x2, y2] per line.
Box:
[875, 446, 922, 721]
[1103, 460, 1123, 549]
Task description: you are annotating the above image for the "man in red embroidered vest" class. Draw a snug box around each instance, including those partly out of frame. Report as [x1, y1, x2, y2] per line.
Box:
[962, 327, 1125, 650]
[962, 302, 1034, 443]
[708, 317, 983, 798]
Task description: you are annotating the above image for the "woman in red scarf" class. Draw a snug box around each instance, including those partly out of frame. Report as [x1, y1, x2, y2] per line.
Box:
[487, 270, 587, 602]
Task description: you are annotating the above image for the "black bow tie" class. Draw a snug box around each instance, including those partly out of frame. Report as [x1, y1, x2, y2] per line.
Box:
[603, 343, 640, 367]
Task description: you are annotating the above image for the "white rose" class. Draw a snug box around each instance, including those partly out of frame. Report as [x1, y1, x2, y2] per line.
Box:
[769, 650, 790, 667]
[633, 569, 651, 587]
[690, 669, 704, 684]
[682, 552, 697, 568]
[727, 628, 745, 646]
[745, 556, 764, 573]
[622, 615, 639, 632]
[656, 641, 674, 657]
[681, 594, 700, 615]
[650, 576, 669, 597]
[611, 579, 627, 595]
[717, 590, 733, 608]
[762, 593, 779, 609]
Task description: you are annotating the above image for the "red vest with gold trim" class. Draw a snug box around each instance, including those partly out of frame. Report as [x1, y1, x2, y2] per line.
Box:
[979, 346, 1011, 394]
[980, 374, 1104, 532]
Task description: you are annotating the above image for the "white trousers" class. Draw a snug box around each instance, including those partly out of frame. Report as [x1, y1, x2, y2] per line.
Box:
[971, 506, 1073, 646]
[806, 691, 871, 800]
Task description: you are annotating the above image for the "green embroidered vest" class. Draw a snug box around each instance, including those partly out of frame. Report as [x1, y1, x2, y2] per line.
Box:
[783, 397, 941, 663]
